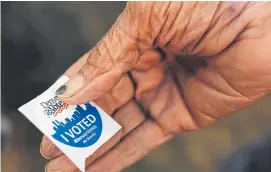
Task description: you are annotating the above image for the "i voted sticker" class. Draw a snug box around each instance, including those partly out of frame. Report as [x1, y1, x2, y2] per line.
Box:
[18, 76, 121, 172]
[42, 96, 103, 147]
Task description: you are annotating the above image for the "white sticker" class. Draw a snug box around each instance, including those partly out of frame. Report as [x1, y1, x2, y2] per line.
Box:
[18, 75, 121, 172]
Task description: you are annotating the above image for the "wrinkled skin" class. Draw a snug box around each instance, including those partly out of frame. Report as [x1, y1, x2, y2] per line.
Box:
[40, 2, 271, 172]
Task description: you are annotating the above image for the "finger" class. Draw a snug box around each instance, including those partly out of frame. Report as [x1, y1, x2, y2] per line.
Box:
[131, 66, 198, 135]
[133, 50, 161, 71]
[84, 101, 146, 169]
[86, 120, 173, 172]
[40, 53, 92, 159]
[46, 100, 146, 172]
[65, 51, 89, 77]
[131, 65, 164, 101]
[40, 136, 62, 159]
[55, 8, 142, 105]
[41, 74, 134, 159]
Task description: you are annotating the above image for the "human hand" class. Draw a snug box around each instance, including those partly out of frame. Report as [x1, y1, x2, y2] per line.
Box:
[41, 2, 271, 172]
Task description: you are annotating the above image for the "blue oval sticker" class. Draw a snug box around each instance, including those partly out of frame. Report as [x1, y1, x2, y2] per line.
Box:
[51, 103, 102, 147]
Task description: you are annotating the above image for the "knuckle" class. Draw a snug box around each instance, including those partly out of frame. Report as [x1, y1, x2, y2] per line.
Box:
[114, 101, 146, 134]
[166, 2, 219, 54]
[87, 41, 114, 71]
[110, 74, 134, 105]
[80, 40, 115, 81]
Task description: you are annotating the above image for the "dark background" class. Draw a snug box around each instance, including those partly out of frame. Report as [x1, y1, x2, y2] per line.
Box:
[2, 2, 271, 172]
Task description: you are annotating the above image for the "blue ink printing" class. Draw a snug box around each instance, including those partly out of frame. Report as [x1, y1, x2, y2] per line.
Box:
[51, 103, 102, 147]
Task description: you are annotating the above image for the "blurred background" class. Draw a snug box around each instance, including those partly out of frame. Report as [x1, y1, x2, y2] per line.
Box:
[1, 2, 271, 172]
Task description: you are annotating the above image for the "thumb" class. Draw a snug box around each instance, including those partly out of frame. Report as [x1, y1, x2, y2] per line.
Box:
[55, 8, 140, 104]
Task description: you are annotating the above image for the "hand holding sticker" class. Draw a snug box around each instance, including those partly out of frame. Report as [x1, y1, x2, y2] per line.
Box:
[19, 76, 121, 172]
[25, 2, 271, 172]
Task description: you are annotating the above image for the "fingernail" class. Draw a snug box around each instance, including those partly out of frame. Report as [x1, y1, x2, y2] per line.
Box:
[55, 85, 67, 96]
[55, 74, 85, 98]
[40, 143, 52, 160]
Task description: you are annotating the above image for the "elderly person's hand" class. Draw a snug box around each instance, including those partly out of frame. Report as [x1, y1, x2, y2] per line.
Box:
[41, 2, 271, 172]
